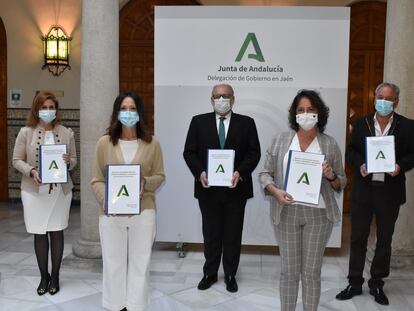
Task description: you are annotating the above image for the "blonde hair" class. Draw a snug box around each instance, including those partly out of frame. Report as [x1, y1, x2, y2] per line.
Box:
[26, 91, 61, 128]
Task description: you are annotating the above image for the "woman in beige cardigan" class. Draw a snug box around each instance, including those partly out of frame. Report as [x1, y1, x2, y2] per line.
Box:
[12, 91, 77, 296]
[91, 92, 165, 311]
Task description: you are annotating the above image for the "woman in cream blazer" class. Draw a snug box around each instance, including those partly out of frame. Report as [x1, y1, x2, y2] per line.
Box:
[12, 91, 77, 296]
[91, 92, 165, 311]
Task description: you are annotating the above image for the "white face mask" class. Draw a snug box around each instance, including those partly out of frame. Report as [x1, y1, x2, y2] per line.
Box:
[296, 113, 318, 131]
[213, 97, 232, 115]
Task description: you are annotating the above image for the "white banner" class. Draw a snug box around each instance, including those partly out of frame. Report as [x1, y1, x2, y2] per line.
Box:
[155, 6, 349, 247]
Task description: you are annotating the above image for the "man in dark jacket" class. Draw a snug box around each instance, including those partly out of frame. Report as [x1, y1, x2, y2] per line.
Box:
[183, 84, 261, 293]
[336, 82, 414, 305]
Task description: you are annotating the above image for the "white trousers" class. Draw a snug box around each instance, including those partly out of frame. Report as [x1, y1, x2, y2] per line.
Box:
[99, 209, 156, 311]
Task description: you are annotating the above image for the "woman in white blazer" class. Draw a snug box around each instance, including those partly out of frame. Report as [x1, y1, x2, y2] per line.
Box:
[12, 91, 77, 295]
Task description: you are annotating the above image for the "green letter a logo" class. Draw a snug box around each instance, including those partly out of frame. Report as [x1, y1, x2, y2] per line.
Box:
[49, 160, 58, 170]
[235, 33, 265, 62]
[297, 172, 310, 185]
[216, 164, 225, 173]
[376, 150, 386, 159]
[117, 185, 129, 197]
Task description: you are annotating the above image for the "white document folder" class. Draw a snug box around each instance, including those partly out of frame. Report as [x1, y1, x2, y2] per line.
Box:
[207, 149, 235, 187]
[39, 144, 68, 184]
[366, 136, 396, 173]
[284, 150, 325, 205]
[105, 164, 141, 215]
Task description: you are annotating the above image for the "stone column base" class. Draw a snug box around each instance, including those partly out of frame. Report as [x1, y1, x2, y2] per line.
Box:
[72, 238, 102, 259]
[63, 253, 102, 273]
[390, 251, 414, 269]
[367, 245, 414, 269]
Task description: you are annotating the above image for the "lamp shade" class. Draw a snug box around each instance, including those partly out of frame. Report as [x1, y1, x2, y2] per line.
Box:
[42, 26, 71, 76]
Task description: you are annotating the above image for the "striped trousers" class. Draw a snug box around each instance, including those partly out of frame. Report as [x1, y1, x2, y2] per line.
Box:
[275, 205, 333, 311]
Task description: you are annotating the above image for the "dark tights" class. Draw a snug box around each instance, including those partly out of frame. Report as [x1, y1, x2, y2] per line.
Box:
[34, 230, 64, 282]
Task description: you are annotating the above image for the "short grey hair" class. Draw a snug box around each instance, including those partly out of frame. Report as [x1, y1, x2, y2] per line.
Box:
[375, 82, 400, 100]
[212, 84, 234, 96]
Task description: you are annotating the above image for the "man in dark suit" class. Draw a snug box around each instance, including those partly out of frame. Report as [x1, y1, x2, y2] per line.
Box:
[336, 82, 414, 305]
[183, 84, 261, 293]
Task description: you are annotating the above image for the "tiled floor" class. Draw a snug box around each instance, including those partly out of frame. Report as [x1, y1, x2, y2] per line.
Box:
[1, 202, 414, 310]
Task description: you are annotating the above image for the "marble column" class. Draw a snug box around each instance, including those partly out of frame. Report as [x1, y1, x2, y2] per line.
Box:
[383, 0, 414, 268]
[72, 0, 119, 258]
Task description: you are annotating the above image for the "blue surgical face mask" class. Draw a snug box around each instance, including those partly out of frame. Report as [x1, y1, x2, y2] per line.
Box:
[375, 99, 394, 117]
[118, 111, 139, 128]
[38, 110, 56, 124]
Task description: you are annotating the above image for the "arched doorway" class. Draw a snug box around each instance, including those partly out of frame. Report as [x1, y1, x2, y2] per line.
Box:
[119, 0, 201, 134]
[344, 1, 386, 212]
[0, 17, 8, 201]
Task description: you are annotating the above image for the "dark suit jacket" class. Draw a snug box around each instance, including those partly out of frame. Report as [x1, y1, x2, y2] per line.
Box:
[183, 112, 261, 201]
[347, 112, 414, 205]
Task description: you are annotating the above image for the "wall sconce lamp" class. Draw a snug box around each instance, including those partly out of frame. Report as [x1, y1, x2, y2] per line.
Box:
[42, 26, 71, 76]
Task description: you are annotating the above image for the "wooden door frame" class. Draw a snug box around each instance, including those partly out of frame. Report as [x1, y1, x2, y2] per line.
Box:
[0, 17, 8, 201]
[119, 0, 201, 135]
[344, 1, 386, 213]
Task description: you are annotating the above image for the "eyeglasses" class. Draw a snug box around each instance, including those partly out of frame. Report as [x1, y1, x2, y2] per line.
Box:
[212, 94, 233, 100]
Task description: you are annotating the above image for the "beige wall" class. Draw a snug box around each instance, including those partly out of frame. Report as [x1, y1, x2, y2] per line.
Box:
[0, 0, 81, 109]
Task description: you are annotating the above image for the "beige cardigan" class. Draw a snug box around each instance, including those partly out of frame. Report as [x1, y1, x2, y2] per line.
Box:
[12, 124, 77, 194]
[90, 135, 165, 214]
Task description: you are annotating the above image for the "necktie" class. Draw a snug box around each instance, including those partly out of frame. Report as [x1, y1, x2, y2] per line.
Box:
[219, 117, 226, 149]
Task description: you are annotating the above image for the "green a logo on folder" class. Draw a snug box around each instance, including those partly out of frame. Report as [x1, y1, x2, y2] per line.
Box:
[216, 164, 225, 173]
[49, 160, 59, 170]
[117, 185, 129, 197]
[297, 172, 310, 185]
[376, 150, 386, 159]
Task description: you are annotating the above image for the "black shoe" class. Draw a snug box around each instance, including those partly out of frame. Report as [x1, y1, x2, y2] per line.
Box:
[370, 287, 389, 305]
[336, 285, 362, 300]
[37, 274, 50, 296]
[197, 274, 217, 290]
[48, 277, 60, 295]
[225, 275, 238, 293]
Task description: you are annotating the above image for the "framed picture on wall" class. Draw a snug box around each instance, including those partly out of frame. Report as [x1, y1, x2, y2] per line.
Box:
[9, 89, 22, 107]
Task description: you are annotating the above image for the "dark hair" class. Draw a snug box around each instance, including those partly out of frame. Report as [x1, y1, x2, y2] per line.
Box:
[107, 92, 152, 145]
[288, 89, 329, 133]
[27, 91, 61, 128]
